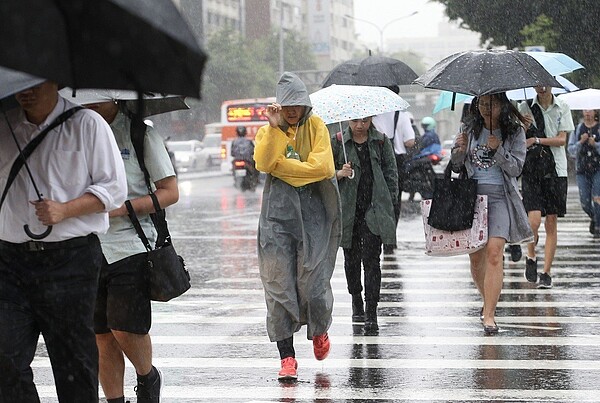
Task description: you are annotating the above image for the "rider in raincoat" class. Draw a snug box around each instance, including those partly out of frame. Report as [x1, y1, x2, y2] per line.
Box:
[254, 72, 341, 381]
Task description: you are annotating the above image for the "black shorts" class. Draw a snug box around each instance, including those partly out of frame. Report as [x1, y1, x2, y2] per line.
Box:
[522, 175, 568, 217]
[94, 254, 151, 335]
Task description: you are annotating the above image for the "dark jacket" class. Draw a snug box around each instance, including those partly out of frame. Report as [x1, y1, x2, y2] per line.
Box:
[331, 126, 398, 248]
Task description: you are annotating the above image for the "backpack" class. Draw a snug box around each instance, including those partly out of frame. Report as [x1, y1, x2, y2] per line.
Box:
[521, 100, 556, 178]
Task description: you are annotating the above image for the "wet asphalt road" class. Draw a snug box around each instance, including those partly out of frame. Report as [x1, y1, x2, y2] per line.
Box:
[35, 172, 600, 402]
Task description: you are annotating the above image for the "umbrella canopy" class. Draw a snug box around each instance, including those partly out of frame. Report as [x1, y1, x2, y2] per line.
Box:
[0, 0, 207, 98]
[557, 89, 600, 110]
[505, 75, 579, 101]
[0, 66, 45, 101]
[524, 51, 584, 76]
[309, 85, 410, 125]
[414, 49, 562, 96]
[322, 56, 418, 88]
[433, 75, 580, 114]
[59, 88, 189, 117]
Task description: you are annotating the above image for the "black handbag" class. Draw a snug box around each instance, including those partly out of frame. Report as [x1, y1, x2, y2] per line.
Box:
[427, 164, 478, 231]
[522, 101, 556, 178]
[125, 197, 190, 302]
[125, 115, 190, 302]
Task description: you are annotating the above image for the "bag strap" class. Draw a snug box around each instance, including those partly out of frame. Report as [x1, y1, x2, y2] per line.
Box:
[125, 200, 153, 252]
[128, 116, 170, 248]
[526, 100, 547, 138]
[0, 106, 83, 211]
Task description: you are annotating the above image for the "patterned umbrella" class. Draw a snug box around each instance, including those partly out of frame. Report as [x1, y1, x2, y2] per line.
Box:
[309, 84, 409, 125]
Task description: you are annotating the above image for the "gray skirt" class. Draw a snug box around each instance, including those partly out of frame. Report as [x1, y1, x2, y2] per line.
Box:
[477, 184, 509, 241]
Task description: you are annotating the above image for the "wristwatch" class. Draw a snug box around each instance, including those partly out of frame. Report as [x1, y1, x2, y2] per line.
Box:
[535, 137, 541, 145]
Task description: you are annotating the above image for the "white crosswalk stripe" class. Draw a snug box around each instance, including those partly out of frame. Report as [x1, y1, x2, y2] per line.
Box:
[34, 186, 600, 402]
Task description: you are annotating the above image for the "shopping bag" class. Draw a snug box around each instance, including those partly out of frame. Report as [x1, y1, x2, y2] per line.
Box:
[421, 195, 488, 256]
[427, 166, 477, 231]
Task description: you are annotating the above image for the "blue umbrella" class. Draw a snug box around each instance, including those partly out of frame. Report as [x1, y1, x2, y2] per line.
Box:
[524, 51, 584, 76]
[432, 91, 473, 114]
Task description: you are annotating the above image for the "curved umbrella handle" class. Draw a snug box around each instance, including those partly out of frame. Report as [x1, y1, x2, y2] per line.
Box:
[24, 224, 53, 240]
[349, 169, 355, 180]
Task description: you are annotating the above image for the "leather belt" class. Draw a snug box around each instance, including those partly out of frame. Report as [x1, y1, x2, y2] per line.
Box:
[0, 234, 93, 252]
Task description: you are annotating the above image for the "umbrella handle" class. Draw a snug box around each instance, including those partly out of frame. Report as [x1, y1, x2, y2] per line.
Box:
[349, 169, 355, 179]
[24, 224, 52, 240]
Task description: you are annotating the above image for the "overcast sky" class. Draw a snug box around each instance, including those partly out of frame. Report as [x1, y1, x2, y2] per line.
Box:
[352, 0, 448, 45]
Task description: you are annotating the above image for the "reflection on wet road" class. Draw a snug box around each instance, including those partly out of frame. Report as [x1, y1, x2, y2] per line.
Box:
[35, 176, 600, 402]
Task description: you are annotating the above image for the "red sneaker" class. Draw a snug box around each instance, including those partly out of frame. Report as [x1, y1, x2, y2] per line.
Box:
[313, 333, 330, 361]
[277, 357, 298, 381]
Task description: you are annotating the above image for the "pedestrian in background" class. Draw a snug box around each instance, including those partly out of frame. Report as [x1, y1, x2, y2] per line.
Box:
[0, 82, 127, 402]
[332, 116, 398, 334]
[451, 93, 532, 334]
[254, 72, 341, 382]
[371, 86, 415, 255]
[83, 97, 178, 403]
[518, 85, 574, 289]
[568, 109, 600, 238]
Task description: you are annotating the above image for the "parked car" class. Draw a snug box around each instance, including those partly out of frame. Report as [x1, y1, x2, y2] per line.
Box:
[199, 133, 222, 168]
[166, 140, 204, 172]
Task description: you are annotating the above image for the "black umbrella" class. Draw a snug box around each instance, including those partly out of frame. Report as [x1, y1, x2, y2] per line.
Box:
[414, 49, 562, 96]
[59, 88, 189, 118]
[322, 55, 418, 88]
[0, 0, 207, 98]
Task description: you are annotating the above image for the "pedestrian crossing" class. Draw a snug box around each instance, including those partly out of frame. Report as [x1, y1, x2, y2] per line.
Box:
[35, 185, 600, 402]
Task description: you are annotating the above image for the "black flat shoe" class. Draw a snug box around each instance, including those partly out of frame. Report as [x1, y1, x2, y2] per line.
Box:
[483, 322, 499, 335]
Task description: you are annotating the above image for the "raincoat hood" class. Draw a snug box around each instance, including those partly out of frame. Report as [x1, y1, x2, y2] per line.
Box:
[276, 72, 313, 130]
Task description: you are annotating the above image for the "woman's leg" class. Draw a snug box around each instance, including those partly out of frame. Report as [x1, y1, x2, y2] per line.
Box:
[482, 237, 506, 327]
[469, 247, 486, 301]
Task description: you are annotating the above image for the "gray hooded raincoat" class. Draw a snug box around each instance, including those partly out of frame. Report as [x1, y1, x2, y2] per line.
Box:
[254, 72, 342, 342]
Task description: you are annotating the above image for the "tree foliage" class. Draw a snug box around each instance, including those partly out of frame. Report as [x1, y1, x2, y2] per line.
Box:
[201, 29, 316, 122]
[434, 0, 600, 87]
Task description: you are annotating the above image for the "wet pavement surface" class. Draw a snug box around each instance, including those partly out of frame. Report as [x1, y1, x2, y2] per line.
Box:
[35, 174, 600, 402]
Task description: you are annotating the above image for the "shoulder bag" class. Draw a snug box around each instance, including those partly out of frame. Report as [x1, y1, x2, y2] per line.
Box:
[421, 195, 488, 256]
[427, 164, 478, 231]
[126, 118, 190, 302]
[522, 101, 556, 178]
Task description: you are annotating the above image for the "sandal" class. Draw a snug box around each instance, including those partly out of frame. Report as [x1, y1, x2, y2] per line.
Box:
[483, 322, 499, 335]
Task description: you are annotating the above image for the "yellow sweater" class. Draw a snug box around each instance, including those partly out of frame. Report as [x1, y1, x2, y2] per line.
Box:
[254, 115, 335, 187]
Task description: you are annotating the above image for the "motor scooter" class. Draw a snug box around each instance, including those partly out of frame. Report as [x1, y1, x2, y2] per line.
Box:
[232, 158, 258, 191]
[403, 153, 440, 201]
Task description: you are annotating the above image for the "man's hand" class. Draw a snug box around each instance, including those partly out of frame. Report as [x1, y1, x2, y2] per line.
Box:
[30, 199, 67, 225]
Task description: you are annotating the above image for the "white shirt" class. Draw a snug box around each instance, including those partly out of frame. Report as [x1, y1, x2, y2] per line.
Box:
[518, 96, 574, 177]
[0, 97, 127, 242]
[372, 111, 415, 155]
[99, 111, 176, 264]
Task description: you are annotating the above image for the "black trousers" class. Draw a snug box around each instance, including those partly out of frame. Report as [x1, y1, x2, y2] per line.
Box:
[0, 235, 103, 403]
[343, 217, 382, 302]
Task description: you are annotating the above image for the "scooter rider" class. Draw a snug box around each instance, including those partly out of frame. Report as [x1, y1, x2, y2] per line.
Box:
[231, 126, 258, 182]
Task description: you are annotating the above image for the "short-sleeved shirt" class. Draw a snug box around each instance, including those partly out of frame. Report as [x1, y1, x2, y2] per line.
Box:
[518, 96, 574, 177]
[98, 112, 175, 264]
[372, 111, 415, 155]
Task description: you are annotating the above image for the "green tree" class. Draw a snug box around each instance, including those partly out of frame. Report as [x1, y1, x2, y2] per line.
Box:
[520, 14, 558, 50]
[201, 29, 317, 122]
[434, 0, 600, 87]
